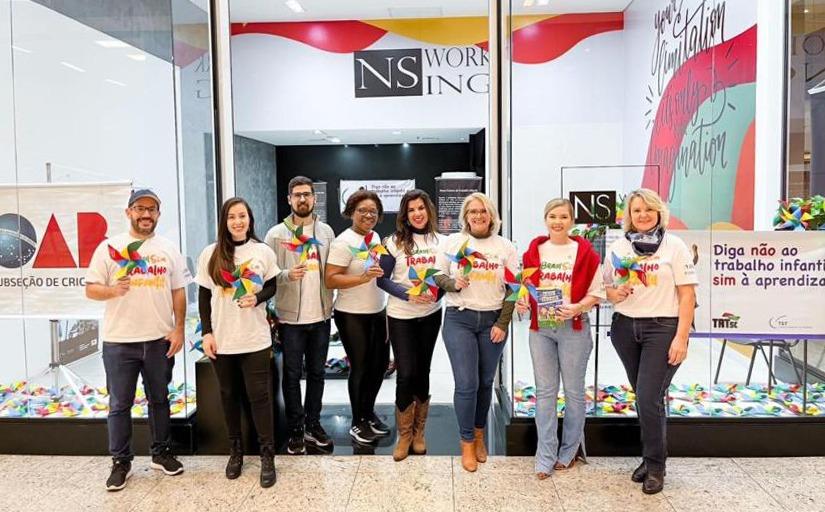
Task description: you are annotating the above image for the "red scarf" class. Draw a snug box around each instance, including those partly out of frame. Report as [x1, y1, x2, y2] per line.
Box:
[522, 235, 600, 331]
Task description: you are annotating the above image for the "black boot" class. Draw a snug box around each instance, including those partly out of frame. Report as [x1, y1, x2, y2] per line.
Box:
[260, 446, 277, 488]
[631, 461, 646, 483]
[225, 439, 243, 480]
[642, 470, 665, 494]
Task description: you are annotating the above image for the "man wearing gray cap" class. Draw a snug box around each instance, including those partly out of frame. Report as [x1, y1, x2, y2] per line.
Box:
[85, 189, 191, 491]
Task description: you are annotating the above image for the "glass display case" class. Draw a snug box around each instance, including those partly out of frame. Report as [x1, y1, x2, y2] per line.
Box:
[0, 0, 215, 428]
[501, 0, 825, 429]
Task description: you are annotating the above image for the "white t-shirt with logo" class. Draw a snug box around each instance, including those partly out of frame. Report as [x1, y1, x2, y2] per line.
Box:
[195, 241, 280, 355]
[435, 233, 518, 311]
[604, 233, 698, 318]
[327, 228, 387, 314]
[280, 224, 325, 325]
[85, 233, 191, 343]
[385, 233, 445, 320]
[538, 240, 606, 304]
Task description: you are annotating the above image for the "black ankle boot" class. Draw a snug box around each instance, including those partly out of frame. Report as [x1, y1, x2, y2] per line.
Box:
[225, 439, 243, 480]
[260, 446, 276, 488]
[642, 470, 665, 494]
[631, 461, 646, 483]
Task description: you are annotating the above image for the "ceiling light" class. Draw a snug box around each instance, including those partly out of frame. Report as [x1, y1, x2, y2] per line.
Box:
[314, 129, 324, 135]
[285, 0, 305, 13]
[328, 137, 341, 143]
[105, 78, 126, 87]
[60, 61, 86, 72]
[95, 40, 129, 48]
[537, 0, 550, 5]
[392, 130, 402, 135]
[126, 53, 146, 62]
[403, 142, 410, 148]
[11, 45, 31, 53]
[523, 0, 536, 6]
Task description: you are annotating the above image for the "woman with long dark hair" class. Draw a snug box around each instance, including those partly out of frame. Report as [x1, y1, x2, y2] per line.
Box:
[377, 189, 444, 461]
[325, 189, 389, 445]
[196, 197, 282, 488]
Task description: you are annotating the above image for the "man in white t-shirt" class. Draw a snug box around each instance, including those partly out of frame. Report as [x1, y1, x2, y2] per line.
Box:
[264, 176, 335, 455]
[85, 189, 191, 491]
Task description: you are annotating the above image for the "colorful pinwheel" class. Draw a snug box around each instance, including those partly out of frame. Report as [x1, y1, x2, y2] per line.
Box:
[281, 223, 323, 263]
[407, 267, 440, 297]
[220, 259, 263, 300]
[773, 203, 814, 231]
[611, 252, 648, 286]
[108, 240, 148, 279]
[446, 239, 487, 276]
[504, 267, 539, 302]
[349, 232, 388, 270]
[188, 322, 203, 354]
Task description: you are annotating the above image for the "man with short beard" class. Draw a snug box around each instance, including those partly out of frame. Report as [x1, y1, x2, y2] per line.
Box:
[265, 176, 335, 454]
[85, 189, 191, 491]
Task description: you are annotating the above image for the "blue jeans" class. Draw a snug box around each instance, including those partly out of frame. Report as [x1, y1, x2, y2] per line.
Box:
[102, 339, 174, 461]
[442, 307, 507, 441]
[280, 319, 331, 430]
[529, 319, 593, 473]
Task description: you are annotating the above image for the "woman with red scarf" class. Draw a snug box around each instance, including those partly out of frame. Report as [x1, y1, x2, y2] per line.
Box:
[517, 198, 604, 480]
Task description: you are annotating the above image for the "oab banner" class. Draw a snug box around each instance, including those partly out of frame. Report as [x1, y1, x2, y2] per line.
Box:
[0, 182, 131, 318]
[677, 230, 825, 339]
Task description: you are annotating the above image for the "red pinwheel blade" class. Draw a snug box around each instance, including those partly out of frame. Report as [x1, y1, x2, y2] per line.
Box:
[107, 245, 126, 262]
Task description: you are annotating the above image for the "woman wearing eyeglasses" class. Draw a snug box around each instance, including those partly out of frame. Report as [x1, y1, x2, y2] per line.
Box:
[435, 192, 518, 472]
[325, 189, 389, 445]
[604, 188, 697, 495]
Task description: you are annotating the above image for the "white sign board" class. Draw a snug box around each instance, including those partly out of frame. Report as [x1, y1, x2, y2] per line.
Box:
[339, 179, 415, 214]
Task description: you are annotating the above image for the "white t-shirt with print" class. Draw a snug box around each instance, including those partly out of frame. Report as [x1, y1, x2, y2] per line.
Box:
[327, 228, 387, 314]
[85, 233, 191, 343]
[604, 232, 697, 318]
[195, 241, 280, 355]
[280, 224, 325, 325]
[538, 240, 606, 304]
[435, 233, 518, 311]
[385, 233, 445, 320]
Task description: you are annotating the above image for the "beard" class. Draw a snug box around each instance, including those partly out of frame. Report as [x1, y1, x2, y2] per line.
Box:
[131, 217, 156, 236]
[291, 203, 314, 219]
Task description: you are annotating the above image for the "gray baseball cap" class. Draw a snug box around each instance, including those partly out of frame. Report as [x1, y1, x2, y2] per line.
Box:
[128, 188, 161, 208]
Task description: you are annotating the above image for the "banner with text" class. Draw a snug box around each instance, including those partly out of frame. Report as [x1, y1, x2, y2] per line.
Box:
[0, 182, 131, 318]
[339, 179, 415, 214]
[677, 230, 825, 339]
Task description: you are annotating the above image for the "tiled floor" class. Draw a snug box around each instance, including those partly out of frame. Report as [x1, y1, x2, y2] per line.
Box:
[0, 454, 820, 512]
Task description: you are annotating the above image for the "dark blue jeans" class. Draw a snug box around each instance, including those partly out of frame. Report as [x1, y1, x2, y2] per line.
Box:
[610, 312, 681, 472]
[280, 319, 332, 430]
[442, 307, 507, 441]
[102, 339, 174, 461]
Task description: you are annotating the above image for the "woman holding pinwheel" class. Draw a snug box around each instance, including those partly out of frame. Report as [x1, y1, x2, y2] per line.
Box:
[196, 197, 282, 488]
[604, 188, 697, 495]
[375, 189, 444, 461]
[515, 198, 604, 479]
[325, 189, 390, 445]
[434, 192, 518, 472]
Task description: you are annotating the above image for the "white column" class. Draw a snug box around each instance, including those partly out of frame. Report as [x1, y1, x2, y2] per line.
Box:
[212, 0, 235, 200]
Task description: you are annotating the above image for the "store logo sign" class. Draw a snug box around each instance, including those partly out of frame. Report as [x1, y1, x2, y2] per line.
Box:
[354, 49, 423, 98]
[712, 312, 740, 329]
[570, 191, 616, 224]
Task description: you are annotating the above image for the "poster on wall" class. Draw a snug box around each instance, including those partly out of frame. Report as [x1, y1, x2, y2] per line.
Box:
[339, 179, 415, 214]
[314, 181, 328, 223]
[59, 319, 99, 364]
[677, 230, 825, 339]
[435, 174, 483, 234]
[0, 182, 131, 318]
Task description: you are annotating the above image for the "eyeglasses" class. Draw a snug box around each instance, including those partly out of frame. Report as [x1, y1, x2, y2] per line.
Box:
[355, 208, 379, 217]
[467, 209, 489, 217]
[291, 192, 314, 199]
[131, 205, 159, 215]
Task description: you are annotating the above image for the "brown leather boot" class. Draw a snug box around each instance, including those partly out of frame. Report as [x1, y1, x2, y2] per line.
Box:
[460, 440, 477, 472]
[474, 428, 487, 463]
[411, 397, 430, 455]
[392, 403, 416, 462]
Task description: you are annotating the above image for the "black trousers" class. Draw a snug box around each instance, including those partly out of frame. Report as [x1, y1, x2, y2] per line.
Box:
[280, 319, 332, 431]
[610, 313, 680, 472]
[388, 310, 442, 410]
[334, 309, 389, 426]
[211, 347, 275, 449]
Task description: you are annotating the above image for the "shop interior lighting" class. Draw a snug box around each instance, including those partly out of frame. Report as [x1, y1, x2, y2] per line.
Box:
[392, 130, 402, 135]
[95, 40, 130, 48]
[314, 129, 324, 135]
[127, 53, 146, 62]
[105, 78, 126, 87]
[60, 61, 86, 72]
[523, 0, 535, 6]
[328, 137, 341, 143]
[537, 0, 550, 5]
[285, 0, 305, 13]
